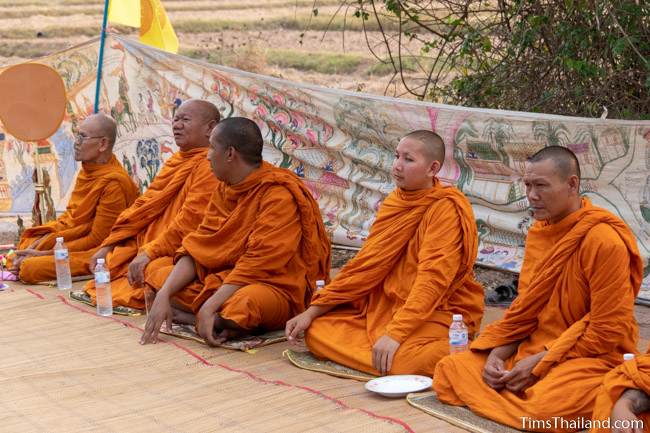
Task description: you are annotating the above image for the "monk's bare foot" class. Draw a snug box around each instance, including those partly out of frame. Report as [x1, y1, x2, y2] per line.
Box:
[171, 307, 195, 325]
[214, 328, 248, 343]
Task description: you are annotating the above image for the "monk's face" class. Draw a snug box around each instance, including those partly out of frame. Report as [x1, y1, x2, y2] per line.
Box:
[392, 137, 440, 190]
[208, 128, 231, 182]
[172, 102, 213, 150]
[74, 118, 109, 162]
[524, 159, 580, 223]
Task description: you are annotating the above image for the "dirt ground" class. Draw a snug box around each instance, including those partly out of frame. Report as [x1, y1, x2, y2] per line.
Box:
[0, 0, 424, 97]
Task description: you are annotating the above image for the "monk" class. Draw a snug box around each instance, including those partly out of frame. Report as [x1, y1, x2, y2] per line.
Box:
[11, 113, 138, 283]
[82, 99, 221, 309]
[590, 350, 649, 433]
[140, 117, 330, 345]
[285, 130, 484, 377]
[433, 145, 643, 433]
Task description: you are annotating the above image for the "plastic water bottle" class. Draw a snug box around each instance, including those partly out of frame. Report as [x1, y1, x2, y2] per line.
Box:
[54, 237, 72, 290]
[316, 279, 325, 291]
[449, 314, 468, 354]
[94, 258, 113, 316]
[623, 353, 635, 361]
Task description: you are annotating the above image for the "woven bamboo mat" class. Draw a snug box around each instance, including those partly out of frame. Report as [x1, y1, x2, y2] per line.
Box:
[1, 284, 467, 433]
[407, 392, 525, 433]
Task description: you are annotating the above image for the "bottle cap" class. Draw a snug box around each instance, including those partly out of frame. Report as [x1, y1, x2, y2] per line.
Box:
[97, 258, 105, 265]
[623, 353, 635, 361]
[316, 280, 325, 286]
[452, 314, 463, 321]
[56, 236, 64, 242]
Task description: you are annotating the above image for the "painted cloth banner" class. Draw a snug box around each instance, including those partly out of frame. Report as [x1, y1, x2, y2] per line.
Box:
[1, 34, 649, 295]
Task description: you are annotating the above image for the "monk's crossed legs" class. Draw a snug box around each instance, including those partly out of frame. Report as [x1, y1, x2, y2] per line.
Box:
[306, 311, 449, 377]
[434, 350, 615, 431]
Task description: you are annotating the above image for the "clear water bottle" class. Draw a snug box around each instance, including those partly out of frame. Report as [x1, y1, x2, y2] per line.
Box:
[623, 353, 635, 361]
[449, 314, 468, 354]
[94, 258, 113, 316]
[316, 279, 325, 291]
[53, 237, 72, 290]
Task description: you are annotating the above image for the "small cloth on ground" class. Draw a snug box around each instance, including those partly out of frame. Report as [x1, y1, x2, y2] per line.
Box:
[38, 275, 94, 286]
[161, 323, 286, 351]
[406, 391, 587, 433]
[284, 349, 376, 382]
[1, 270, 17, 281]
[69, 290, 144, 316]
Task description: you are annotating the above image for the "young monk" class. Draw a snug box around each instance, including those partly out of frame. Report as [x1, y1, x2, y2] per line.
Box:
[590, 348, 649, 433]
[11, 113, 138, 283]
[433, 146, 643, 433]
[140, 117, 330, 345]
[81, 100, 221, 309]
[285, 130, 484, 377]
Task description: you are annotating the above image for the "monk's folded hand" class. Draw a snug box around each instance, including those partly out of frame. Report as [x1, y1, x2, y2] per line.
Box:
[483, 353, 509, 390]
[501, 351, 546, 393]
[89, 245, 114, 272]
[140, 292, 173, 345]
[372, 335, 400, 376]
[127, 252, 151, 288]
[611, 393, 644, 433]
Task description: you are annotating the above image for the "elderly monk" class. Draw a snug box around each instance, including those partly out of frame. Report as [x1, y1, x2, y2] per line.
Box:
[140, 117, 330, 345]
[82, 99, 221, 309]
[285, 130, 484, 377]
[433, 145, 643, 433]
[590, 349, 649, 433]
[11, 113, 138, 283]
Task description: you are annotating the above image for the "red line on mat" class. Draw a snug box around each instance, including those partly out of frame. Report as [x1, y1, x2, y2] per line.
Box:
[54, 293, 415, 433]
[25, 288, 45, 299]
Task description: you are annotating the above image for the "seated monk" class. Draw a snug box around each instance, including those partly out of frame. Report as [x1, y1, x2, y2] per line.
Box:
[11, 113, 138, 283]
[140, 117, 330, 345]
[433, 145, 644, 433]
[590, 349, 649, 433]
[82, 99, 221, 309]
[285, 130, 484, 377]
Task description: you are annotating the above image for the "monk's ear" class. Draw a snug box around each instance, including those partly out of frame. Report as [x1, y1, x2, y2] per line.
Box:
[428, 159, 442, 178]
[567, 174, 580, 194]
[206, 120, 218, 138]
[98, 137, 111, 153]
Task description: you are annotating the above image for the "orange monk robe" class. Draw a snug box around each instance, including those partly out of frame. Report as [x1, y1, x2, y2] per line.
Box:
[590, 345, 650, 433]
[434, 198, 643, 433]
[145, 162, 331, 332]
[84, 148, 218, 308]
[304, 179, 484, 377]
[17, 156, 138, 283]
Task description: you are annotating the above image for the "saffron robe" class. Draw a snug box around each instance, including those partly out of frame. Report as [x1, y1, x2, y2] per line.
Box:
[305, 179, 484, 376]
[145, 162, 331, 331]
[18, 156, 138, 283]
[433, 198, 643, 433]
[84, 148, 218, 307]
[590, 345, 650, 433]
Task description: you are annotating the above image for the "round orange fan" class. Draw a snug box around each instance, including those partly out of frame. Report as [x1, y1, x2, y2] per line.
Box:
[0, 63, 67, 141]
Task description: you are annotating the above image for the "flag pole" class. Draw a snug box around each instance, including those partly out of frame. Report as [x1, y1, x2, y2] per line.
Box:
[93, 0, 110, 113]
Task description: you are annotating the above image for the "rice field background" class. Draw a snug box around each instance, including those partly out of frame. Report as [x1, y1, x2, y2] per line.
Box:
[0, 0, 426, 97]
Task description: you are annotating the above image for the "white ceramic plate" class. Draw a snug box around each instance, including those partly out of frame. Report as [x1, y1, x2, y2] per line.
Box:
[364, 375, 432, 398]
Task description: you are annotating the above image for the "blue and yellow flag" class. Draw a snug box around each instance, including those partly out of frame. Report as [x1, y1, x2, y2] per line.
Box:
[108, 0, 179, 53]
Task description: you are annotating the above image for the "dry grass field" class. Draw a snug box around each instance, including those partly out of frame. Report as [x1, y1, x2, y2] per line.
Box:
[0, 0, 426, 97]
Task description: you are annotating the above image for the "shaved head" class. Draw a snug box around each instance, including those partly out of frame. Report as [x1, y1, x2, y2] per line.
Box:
[211, 117, 263, 166]
[528, 145, 581, 180]
[403, 130, 445, 164]
[182, 99, 221, 124]
[84, 112, 117, 147]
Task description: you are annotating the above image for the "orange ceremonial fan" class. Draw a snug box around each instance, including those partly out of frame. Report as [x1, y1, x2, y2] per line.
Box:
[0, 63, 67, 141]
